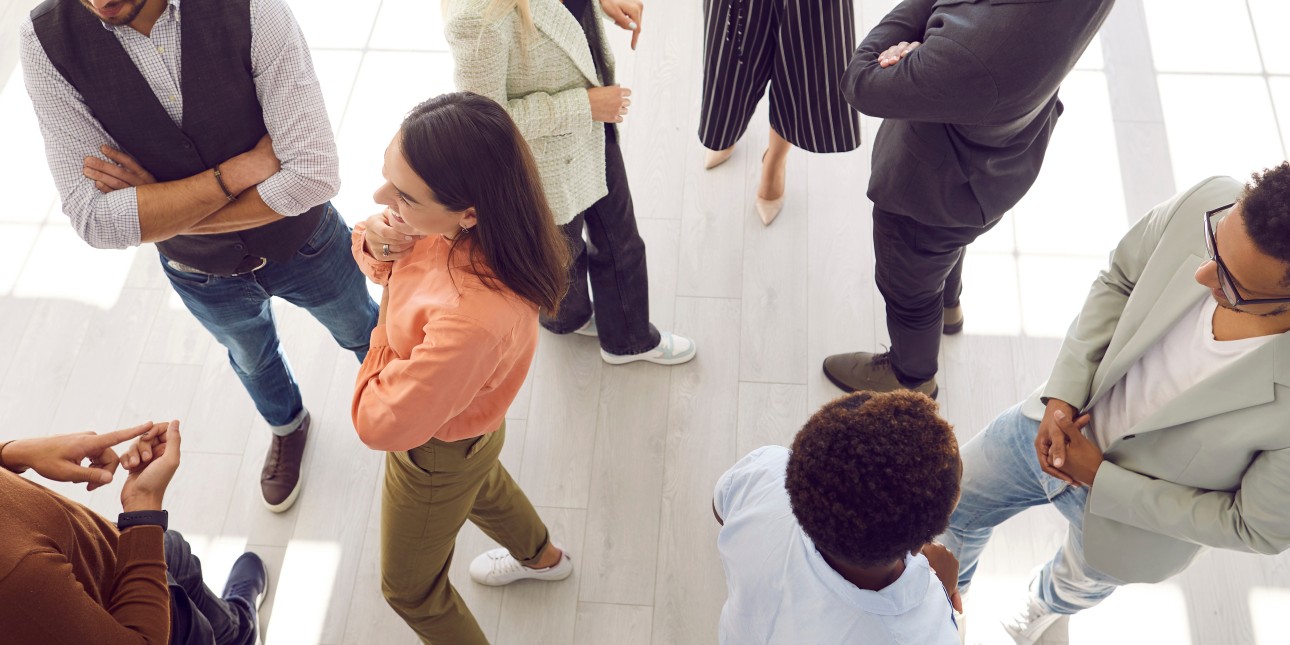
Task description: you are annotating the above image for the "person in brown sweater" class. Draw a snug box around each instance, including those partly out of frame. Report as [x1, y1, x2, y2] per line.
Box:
[0, 421, 268, 644]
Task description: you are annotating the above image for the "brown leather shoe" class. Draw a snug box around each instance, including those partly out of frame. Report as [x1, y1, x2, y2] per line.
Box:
[822, 352, 938, 399]
[943, 304, 965, 335]
[261, 411, 309, 513]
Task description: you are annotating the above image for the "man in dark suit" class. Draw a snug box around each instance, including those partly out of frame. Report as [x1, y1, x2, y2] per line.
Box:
[824, 0, 1116, 398]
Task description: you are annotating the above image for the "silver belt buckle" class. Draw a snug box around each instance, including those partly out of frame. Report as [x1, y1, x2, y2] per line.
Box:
[233, 257, 269, 276]
[167, 257, 267, 277]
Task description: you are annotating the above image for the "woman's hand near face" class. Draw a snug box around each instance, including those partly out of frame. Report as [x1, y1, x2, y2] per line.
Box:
[588, 85, 632, 123]
[363, 209, 423, 261]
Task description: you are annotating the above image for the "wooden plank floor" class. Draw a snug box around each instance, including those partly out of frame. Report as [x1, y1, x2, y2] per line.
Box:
[2, 0, 1289, 643]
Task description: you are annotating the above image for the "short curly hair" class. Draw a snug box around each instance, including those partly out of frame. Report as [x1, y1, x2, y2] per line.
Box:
[1241, 161, 1290, 285]
[786, 391, 961, 569]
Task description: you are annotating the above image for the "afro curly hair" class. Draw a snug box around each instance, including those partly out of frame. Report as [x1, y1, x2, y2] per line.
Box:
[1241, 161, 1290, 285]
[785, 390, 960, 569]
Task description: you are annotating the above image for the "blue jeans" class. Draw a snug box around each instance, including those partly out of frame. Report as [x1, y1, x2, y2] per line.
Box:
[161, 204, 378, 428]
[165, 531, 257, 645]
[938, 404, 1125, 615]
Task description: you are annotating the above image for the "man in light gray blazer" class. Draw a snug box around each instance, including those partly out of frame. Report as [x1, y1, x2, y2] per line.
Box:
[825, 0, 1115, 398]
[941, 165, 1290, 644]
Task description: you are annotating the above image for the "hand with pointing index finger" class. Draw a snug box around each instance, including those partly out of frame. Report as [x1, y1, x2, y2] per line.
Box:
[599, 0, 643, 49]
[0, 422, 159, 490]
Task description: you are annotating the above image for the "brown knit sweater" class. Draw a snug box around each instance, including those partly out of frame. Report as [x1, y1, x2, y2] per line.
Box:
[0, 469, 169, 644]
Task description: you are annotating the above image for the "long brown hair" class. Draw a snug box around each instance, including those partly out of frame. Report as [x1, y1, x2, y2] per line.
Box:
[399, 92, 569, 312]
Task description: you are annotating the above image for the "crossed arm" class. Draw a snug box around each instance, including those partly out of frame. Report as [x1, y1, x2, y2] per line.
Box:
[19, 0, 337, 248]
[840, 0, 998, 123]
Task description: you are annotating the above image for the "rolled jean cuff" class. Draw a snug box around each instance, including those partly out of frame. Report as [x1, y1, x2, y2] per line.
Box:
[270, 408, 307, 437]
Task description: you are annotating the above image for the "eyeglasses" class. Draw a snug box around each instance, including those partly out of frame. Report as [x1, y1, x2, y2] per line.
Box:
[1203, 203, 1290, 306]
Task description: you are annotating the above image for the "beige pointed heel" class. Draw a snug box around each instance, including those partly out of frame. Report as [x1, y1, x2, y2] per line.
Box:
[755, 197, 784, 225]
[755, 150, 785, 226]
[704, 146, 734, 170]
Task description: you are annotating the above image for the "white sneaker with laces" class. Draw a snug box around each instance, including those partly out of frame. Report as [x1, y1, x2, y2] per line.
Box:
[469, 546, 573, 587]
[601, 331, 697, 366]
[1001, 590, 1062, 645]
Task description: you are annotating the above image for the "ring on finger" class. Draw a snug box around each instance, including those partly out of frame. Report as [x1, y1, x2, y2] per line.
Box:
[382, 243, 391, 257]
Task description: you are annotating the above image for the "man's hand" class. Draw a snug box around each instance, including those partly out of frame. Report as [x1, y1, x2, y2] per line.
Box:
[121, 420, 182, 513]
[600, 0, 643, 49]
[588, 85, 632, 123]
[363, 209, 423, 262]
[920, 542, 963, 612]
[1035, 399, 1086, 485]
[222, 134, 281, 195]
[1, 422, 157, 490]
[84, 145, 157, 193]
[878, 41, 920, 68]
[1052, 416, 1104, 487]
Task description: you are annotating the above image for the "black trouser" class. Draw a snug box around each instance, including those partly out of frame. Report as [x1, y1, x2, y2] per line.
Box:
[873, 207, 995, 383]
[541, 132, 660, 355]
[165, 531, 258, 645]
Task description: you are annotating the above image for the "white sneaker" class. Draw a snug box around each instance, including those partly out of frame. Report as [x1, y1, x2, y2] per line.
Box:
[1001, 589, 1062, 645]
[601, 331, 697, 366]
[468, 545, 573, 587]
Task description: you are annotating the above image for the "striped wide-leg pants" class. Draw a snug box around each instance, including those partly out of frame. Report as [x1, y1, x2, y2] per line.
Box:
[698, 0, 861, 154]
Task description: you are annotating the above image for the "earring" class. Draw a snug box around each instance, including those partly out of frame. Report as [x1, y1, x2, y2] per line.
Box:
[460, 225, 471, 234]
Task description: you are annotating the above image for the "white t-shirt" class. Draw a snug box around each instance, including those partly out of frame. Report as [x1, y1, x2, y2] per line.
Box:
[1090, 297, 1275, 449]
[712, 446, 959, 645]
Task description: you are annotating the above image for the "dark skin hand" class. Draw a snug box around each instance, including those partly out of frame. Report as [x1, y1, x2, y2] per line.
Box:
[921, 542, 964, 612]
[1034, 399, 1102, 487]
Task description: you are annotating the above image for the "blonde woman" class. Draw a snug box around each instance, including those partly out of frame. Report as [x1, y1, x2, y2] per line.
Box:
[445, 0, 697, 366]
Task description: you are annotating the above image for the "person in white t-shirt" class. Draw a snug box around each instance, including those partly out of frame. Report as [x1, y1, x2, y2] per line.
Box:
[713, 390, 964, 645]
[940, 163, 1290, 645]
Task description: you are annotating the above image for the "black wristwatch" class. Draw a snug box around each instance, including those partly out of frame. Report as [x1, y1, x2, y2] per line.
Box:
[117, 510, 169, 531]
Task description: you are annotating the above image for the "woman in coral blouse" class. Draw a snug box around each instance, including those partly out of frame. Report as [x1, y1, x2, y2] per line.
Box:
[351, 92, 572, 644]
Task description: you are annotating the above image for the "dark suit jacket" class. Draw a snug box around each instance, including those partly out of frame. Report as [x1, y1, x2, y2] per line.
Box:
[842, 0, 1115, 228]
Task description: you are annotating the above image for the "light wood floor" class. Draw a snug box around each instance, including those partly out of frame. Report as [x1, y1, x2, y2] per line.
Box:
[2, 0, 1289, 643]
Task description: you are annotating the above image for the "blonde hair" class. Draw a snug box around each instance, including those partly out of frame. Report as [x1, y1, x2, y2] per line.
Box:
[442, 0, 538, 53]
[485, 0, 535, 34]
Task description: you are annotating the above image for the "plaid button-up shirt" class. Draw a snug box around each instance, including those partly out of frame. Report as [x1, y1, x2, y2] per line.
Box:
[19, 0, 339, 249]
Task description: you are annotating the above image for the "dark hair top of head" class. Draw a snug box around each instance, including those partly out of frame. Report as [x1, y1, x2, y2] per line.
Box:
[1241, 161, 1290, 286]
[786, 390, 961, 569]
[399, 92, 570, 312]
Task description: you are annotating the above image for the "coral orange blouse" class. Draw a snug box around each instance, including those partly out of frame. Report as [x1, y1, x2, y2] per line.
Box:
[351, 224, 538, 451]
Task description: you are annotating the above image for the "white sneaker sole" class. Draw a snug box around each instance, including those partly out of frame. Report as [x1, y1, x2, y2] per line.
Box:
[600, 350, 696, 366]
[262, 480, 302, 514]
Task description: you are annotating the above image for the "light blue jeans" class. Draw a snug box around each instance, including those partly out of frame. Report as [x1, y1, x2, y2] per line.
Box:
[937, 403, 1125, 614]
[161, 204, 377, 429]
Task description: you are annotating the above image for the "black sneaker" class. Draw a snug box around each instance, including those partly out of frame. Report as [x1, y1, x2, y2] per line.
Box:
[222, 552, 269, 611]
[261, 411, 309, 513]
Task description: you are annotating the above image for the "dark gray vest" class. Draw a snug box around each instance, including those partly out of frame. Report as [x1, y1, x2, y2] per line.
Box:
[31, 0, 324, 275]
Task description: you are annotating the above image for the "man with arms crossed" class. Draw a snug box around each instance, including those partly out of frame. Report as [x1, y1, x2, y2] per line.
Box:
[825, 0, 1115, 398]
[20, 0, 378, 512]
[941, 165, 1290, 643]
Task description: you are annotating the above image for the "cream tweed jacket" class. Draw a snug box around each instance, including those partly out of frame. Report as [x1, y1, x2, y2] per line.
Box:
[446, 0, 616, 225]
